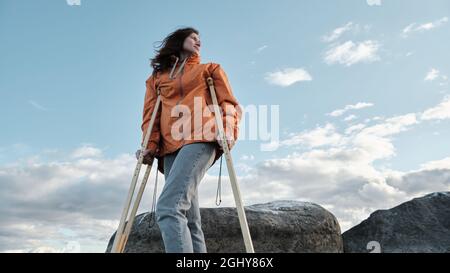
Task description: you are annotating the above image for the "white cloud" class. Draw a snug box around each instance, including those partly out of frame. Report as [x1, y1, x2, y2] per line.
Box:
[256, 45, 268, 53]
[420, 157, 450, 170]
[281, 123, 344, 148]
[71, 144, 103, 158]
[366, 0, 382, 6]
[322, 22, 355, 43]
[0, 146, 143, 252]
[352, 113, 418, 162]
[324, 40, 381, 66]
[344, 115, 358, 122]
[250, 102, 448, 231]
[265, 68, 312, 87]
[424, 68, 448, 85]
[359, 113, 418, 137]
[249, 147, 449, 232]
[402, 17, 448, 37]
[240, 154, 255, 161]
[328, 102, 374, 117]
[28, 100, 49, 111]
[322, 22, 372, 44]
[345, 124, 366, 135]
[421, 96, 450, 120]
[282, 113, 418, 165]
[384, 167, 450, 197]
[425, 68, 440, 81]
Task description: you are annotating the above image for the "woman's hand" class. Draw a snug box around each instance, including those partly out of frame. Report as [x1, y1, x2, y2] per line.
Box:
[135, 149, 156, 165]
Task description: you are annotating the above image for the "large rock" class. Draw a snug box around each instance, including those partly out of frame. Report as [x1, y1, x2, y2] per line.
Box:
[106, 200, 343, 253]
[343, 192, 450, 253]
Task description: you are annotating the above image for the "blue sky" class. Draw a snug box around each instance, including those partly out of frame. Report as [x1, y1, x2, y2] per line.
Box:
[1, 0, 449, 252]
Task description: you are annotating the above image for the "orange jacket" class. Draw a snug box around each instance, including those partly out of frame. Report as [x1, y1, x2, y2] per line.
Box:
[141, 51, 242, 173]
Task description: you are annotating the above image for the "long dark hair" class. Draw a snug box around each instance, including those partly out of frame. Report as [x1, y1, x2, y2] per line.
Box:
[150, 27, 199, 76]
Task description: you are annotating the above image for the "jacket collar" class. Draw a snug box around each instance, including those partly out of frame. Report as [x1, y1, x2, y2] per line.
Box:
[169, 51, 200, 79]
[185, 51, 200, 65]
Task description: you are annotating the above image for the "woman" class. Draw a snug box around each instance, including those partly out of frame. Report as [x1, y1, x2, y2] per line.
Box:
[136, 27, 241, 253]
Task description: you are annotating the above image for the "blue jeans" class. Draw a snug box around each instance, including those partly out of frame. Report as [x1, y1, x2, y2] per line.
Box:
[156, 142, 217, 253]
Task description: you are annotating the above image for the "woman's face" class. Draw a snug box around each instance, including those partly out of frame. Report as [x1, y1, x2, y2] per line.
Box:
[182, 32, 201, 55]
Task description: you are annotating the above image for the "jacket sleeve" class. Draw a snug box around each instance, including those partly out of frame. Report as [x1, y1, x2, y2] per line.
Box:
[209, 64, 242, 147]
[141, 74, 161, 154]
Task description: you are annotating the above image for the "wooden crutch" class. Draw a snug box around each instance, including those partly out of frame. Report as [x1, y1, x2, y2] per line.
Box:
[206, 77, 255, 253]
[111, 87, 162, 253]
